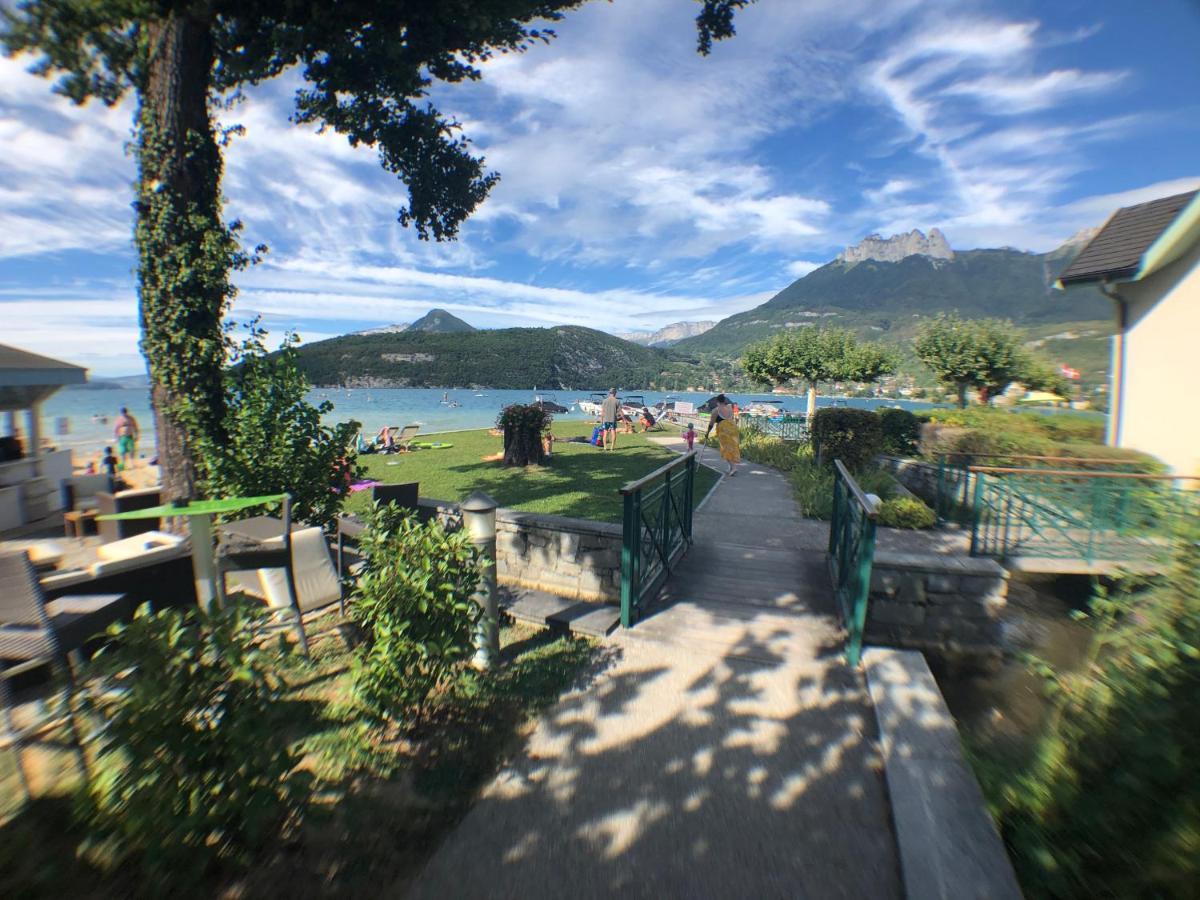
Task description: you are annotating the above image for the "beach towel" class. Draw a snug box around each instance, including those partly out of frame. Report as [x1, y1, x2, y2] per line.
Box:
[348, 480, 381, 493]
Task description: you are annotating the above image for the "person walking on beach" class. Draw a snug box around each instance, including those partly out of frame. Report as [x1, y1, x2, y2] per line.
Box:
[113, 407, 139, 470]
[684, 422, 696, 451]
[704, 395, 741, 477]
[600, 388, 621, 451]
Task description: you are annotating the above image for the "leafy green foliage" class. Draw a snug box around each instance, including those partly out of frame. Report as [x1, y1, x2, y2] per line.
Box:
[349, 504, 481, 724]
[497, 403, 552, 466]
[974, 527, 1200, 897]
[197, 321, 360, 526]
[914, 313, 1065, 407]
[878, 408, 921, 456]
[730, 429, 897, 519]
[79, 604, 307, 882]
[743, 327, 896, 392]
[2, 0, 749, 498]
[915, 407, 1163, 472]
[876, 496, 935, 529]
[810, 408, 885, 471]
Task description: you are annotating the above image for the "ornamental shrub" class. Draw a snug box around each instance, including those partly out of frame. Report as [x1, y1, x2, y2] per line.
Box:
[497, 403, 553, 466]
[199, 321, 360, 527]
[876, 496, 936, 529]
[977, 523, 1200, 897]
[811, 408, 884, 471]
[350, 503, 481, 724]
[878, 408, 921, 457]
[80, 604, 307, 882]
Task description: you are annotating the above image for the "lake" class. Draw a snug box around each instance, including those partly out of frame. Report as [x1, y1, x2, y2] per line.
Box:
[34, 386, 936, 464]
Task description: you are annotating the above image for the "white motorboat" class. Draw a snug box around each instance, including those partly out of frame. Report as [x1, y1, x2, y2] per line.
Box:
[575, 392, 607, 416]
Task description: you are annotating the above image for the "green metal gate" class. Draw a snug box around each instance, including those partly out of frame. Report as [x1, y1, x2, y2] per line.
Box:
[619, 451, 698, 627]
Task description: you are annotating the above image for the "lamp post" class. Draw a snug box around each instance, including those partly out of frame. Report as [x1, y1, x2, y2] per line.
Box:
[461, 491, 499, 670]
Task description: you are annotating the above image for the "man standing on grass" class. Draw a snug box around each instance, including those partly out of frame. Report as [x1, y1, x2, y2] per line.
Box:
[600, 389, 621, 452]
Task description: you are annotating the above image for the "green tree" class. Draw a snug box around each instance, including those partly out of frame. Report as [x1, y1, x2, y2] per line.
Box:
[742, 327, 896, 418]
[2, 0, 750, 501]
[197, 321, 360, 527]
[914, 313, 1027, 408]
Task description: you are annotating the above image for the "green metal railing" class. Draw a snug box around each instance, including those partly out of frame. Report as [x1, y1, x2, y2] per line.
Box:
[968, 466, 1199, 565]
[934, 453, 1151, 523]
[739, 414, 809, 442]
[619, 451, 699, 627]
[828, 460, 880, 667]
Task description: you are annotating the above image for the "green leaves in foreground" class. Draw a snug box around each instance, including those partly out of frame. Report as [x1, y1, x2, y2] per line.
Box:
[350, 504, 482, 725]
[79, 604, 308, 883]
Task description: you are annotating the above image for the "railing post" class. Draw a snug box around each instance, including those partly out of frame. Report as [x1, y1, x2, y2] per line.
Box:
[620, 490, 636, 628]
[828, 475, 842, 557]
[684, 452, 696, 543]
[846, 515, 876, 668]
[661, 467, 672, 572]
[936, 455, 947, 521]
[969, 473, 985, 556]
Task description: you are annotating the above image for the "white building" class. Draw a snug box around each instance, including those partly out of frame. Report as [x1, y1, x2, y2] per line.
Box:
[1058, 189, 1200, 477]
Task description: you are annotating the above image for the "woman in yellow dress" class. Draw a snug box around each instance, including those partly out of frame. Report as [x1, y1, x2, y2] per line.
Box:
[704, 394, 741, 476]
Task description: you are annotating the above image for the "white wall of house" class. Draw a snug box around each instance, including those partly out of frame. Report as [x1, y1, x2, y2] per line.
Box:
[1114, 239, 1200, 476]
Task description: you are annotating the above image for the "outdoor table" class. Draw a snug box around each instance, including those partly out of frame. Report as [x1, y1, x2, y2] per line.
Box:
[98, 494, 285, 610]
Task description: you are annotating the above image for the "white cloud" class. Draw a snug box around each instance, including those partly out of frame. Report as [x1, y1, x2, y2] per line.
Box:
[785, 260, 823, 278]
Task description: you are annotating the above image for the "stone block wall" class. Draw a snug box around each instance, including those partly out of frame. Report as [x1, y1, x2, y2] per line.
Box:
[865, 552, 1008, 656]
[876, 455, 943, 506]
[418, 499, 622, 605]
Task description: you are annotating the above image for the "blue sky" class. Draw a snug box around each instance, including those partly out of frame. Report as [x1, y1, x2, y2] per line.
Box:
[2, 0, 1198, 375]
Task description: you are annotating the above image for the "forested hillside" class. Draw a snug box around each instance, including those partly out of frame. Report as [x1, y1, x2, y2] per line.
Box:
[294, 326, 683, 389]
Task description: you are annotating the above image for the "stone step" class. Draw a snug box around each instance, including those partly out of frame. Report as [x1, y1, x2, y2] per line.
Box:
[502, 589, 620, 637]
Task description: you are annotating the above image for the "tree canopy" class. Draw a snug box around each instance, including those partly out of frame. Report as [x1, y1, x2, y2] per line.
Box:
[914, 312, 1057, 407]
[2, 0, 753, 499]
[742, 327, 896, 417]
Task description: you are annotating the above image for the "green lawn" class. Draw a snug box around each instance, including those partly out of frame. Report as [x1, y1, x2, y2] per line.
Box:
[350, 420, 718, 523]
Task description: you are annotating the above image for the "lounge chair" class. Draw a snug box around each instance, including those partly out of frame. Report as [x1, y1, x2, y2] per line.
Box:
[389, 424, 420, 452]
[0, 551, 131, 800]
[216, 495, 307, 656]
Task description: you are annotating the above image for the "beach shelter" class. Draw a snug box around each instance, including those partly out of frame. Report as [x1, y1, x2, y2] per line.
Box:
[0, 343, 88, 459]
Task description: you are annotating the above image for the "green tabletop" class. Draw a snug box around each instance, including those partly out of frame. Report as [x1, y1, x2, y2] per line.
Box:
[97, 494, 286, 521]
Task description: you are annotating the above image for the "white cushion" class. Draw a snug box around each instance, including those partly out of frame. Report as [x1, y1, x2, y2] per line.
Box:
[97, 530, 185, 562]
[257, 527, 341, 612]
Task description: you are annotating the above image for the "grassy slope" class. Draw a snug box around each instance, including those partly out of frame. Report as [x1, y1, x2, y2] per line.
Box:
[349, 420, 719, 523]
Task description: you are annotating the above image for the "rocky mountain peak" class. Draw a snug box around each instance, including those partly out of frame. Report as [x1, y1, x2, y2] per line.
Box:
[837, 228, 954, 264]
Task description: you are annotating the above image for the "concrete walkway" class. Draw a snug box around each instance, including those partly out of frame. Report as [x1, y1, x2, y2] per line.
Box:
[408, 455, 901, 899]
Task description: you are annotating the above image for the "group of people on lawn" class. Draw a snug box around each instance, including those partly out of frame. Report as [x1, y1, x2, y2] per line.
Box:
[595, 388, 741, 477]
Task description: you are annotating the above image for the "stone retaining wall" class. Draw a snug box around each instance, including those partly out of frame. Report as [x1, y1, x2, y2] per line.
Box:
[418, 499, 622, 604]
[866, 552, 1008, 657]
[876, 455, 943, 505]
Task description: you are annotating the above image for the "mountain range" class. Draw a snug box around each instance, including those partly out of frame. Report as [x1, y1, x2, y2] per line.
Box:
[354, 308, 475, 336]
[294, 228, 1113, 391]
[674, 230, 1111, 366]
[294, 324, 685, 390]
[615, 321, 715, 347]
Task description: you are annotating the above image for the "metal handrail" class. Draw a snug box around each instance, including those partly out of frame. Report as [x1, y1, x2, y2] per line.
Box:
[833, 460, 880, 517]
[619, 452, 699, 628]
[828, 461, 878, 667]
[967, 465, 1200, 481]
[620, 449, 698, 495]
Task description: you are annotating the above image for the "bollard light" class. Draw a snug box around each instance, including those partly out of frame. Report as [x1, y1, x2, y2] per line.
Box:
[461, 491, 500, 669]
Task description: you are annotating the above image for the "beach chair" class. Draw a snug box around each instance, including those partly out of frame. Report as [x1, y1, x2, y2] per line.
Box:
[0, 551, 131, 800]
[216, 495, 308, 656]
[391, 424, 420, 451]
[255, 527, 344, 633]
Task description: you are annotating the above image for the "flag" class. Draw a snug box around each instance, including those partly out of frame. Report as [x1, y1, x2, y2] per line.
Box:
[1060, 365, 1080, 380]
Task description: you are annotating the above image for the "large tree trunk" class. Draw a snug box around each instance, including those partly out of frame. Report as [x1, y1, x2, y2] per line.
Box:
[136, 13, 228, 502]
[806, 383, 818, 420]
